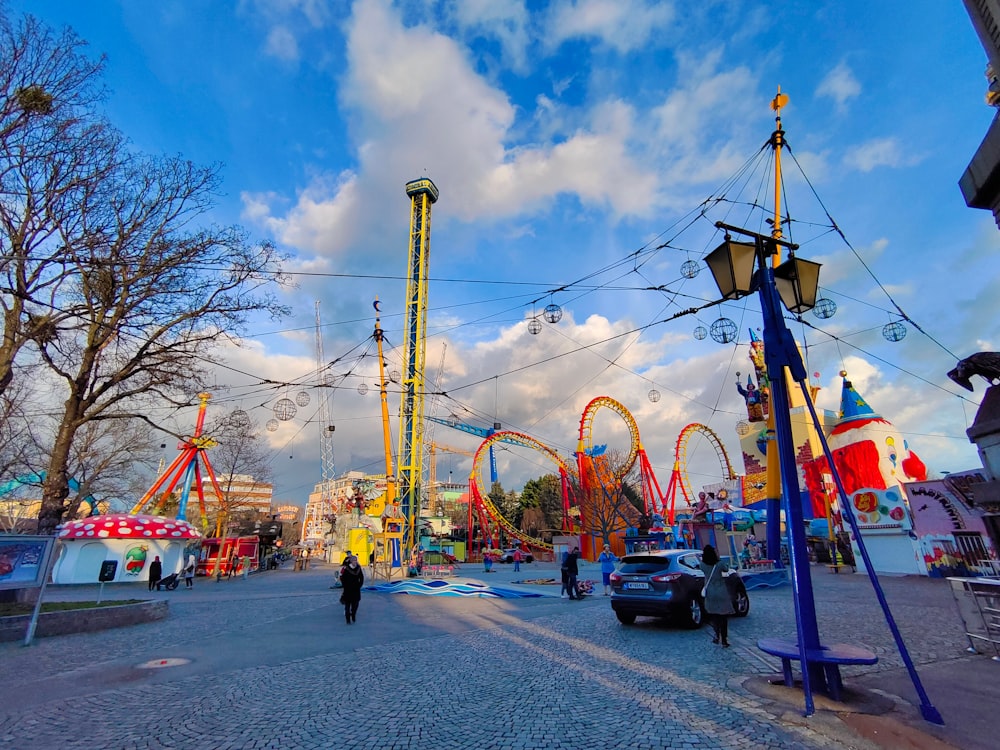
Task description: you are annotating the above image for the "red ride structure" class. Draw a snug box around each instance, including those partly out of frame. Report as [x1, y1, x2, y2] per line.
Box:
[467, 430, 570, 557]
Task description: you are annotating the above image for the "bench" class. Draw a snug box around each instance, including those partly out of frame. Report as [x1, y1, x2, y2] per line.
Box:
[757, 637, 878, 701]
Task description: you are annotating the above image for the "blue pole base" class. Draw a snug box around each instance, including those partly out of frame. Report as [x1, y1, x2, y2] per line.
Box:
[921, 705, 945, 725]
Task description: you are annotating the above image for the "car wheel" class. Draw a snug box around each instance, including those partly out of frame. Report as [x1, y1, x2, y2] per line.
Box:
[615, 611, 636, 625]
[733, 586, 750, 617]
[682, 596, 704, 629]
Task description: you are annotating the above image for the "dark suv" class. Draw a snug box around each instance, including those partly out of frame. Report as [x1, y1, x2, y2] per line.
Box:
[609, 549, 750, 627]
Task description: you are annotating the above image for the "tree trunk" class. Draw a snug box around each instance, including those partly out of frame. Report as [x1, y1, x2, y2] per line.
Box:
[36, 403, 83, 535]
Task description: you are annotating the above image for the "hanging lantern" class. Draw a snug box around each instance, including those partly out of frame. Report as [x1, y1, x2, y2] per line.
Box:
[882, 321, 907, 342]
[273, 398, 297, 421]
[390, 369, 401, 383]
[357, 382, 369, 395]
[709, 317, 738, 344]
[295, 390, 310, 407]
[266, 419, 279, 432]
[680, 259, 700, 279]
[527, 318, 542, 335]
[736, 420, 751, 437]
[812, 297, 837, 319]
[693, 325, 708, 340]
[230, 409, 250, 428]
[543, 303, 562, 323]
[647, 389, 661, 403]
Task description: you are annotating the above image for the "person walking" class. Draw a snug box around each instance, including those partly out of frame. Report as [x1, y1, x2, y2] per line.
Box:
[183, 554, 196, 589]
[340, 554, 364, 624]
[597, 544, 618, 596]
[560, 548, 570, 598]
[147, 555, 162, 591]
[565, 546, 581, 600]
[483, 551, 493, 573]
[699, 544, 734, 647]
[512, 547, 522, 573]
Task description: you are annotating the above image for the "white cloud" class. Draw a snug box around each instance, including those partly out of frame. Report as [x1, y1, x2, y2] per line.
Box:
[446, 0, 532, 73]
[817, 61, 861, 110]
[247, 0, 662, 259]
[843, 137, 921, 172]
[543, 0, 675, 54]
[265, 26, 300, 61]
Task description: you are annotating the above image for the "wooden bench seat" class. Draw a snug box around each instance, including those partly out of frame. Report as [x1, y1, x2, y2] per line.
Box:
[757, 637, 878, 700]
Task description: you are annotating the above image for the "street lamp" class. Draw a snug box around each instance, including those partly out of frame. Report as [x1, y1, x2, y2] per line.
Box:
[705, 221, 941, 724]
[773, 257, 822, 314]
[707, 222, 830, 712]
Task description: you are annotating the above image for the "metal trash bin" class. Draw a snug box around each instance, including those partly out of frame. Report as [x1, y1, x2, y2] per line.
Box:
[948, 577, 1000, 660]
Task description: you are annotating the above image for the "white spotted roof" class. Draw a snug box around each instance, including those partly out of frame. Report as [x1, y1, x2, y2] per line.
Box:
[58, 513, 201, 540]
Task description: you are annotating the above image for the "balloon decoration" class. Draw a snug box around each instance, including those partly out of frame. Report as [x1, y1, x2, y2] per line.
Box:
[710, 317, 738, 344]
[648, 389, 661, 403]
[266, 419, 279, 432]
[544, 303, 563, 323]
[693, 325, 708, 340]
[295, 390, 311, 407]
[527, 318, 542, 335]
[812, 298, 837, 319]
[357, 382, 369, 395]
[273, 398, 297, 421]
[882, 321, 907, 342]
[680, 259, 700, 279]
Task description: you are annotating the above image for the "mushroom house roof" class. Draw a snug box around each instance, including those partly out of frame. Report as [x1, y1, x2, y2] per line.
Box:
[58, 513, 201, 541]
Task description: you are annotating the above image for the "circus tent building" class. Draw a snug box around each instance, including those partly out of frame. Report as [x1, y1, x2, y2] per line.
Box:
[803, 374, 929, 575]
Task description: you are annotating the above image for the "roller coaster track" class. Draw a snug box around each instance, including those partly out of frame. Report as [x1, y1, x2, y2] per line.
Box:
[470, 430, 571, 552]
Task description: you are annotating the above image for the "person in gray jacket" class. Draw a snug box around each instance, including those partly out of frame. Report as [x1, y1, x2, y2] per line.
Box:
[699, 545, 734, 647]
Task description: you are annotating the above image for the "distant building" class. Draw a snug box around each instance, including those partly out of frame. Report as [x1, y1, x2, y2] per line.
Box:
[196, 473, 274, 525]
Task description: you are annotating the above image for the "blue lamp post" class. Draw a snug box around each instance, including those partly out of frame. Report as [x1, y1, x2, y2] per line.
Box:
[707, 227, 826, 706]
[705, 224, 942, 723]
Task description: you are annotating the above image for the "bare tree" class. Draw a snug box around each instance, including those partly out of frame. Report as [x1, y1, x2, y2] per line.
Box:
[0, 11, 117, 397]
[32, 150, 289, 534]
[577, 449, 641, 545]
[0, 364, 44, 486]
[59, 417, 162, 518]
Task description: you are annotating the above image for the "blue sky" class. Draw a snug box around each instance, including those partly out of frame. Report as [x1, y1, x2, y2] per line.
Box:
[11, 0, 999, 507]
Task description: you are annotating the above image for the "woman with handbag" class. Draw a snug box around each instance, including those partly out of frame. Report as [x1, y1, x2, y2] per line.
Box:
[340, 555, 364, 624]
[699, 545, 734, 647]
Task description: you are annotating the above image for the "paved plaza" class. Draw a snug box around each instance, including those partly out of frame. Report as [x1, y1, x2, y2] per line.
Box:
[0, 558, 995, 750]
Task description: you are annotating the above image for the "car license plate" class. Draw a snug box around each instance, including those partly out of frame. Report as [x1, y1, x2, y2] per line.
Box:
[624, 582, 650, 590]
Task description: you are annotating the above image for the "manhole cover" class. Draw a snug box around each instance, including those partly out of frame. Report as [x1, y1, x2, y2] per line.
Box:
[137, 657, 191, 669]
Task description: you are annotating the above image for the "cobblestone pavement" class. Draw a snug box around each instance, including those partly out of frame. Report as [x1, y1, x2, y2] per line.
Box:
[0, 561, 987, 749]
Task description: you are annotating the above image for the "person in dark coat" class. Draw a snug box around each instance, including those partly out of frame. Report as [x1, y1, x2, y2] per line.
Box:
[699, 544, 734, 647]
[565, 546, 581, 600]
[148, 556, 162, 591]
[340, 555, 364, 624]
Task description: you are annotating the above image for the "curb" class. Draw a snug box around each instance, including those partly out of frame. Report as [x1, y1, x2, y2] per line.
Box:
[0, 600, 169, 642]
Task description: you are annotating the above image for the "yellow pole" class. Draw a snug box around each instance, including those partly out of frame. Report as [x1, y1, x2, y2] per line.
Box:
[764, 87, 789, 558]
[374, 298, 396, 505]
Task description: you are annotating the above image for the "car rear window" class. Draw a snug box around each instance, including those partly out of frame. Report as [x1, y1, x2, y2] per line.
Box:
[618, 555, 674, 574]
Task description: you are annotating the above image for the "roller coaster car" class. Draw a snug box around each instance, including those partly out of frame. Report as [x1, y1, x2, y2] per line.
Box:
[499, 548, 534, 564]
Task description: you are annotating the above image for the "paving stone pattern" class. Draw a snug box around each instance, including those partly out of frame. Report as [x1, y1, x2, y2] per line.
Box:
[0, 562, 974, 749]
